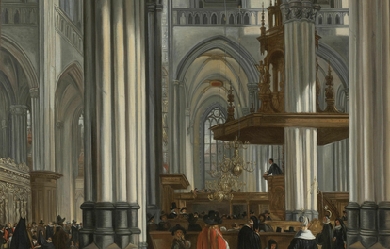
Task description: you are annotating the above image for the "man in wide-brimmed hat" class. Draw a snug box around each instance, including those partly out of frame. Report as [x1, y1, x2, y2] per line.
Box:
[197, 210, 229, 249]
[170, 224, 191, 249]
[237, 216, 261, 249]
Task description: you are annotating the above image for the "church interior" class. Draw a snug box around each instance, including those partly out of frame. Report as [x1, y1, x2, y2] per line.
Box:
[0, 0, 389, 248]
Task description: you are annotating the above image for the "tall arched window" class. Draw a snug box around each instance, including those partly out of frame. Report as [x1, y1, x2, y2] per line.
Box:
[202, 106, 227, 188]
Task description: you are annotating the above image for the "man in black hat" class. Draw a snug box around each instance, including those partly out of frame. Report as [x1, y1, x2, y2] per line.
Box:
[237, 216, 261, 249]
[70, 220, 79, 245]
[197, 210, 229, 249]
[187, 213, 202, 232]
[170, 224, 191, 249]
[157, 212, 171, 231]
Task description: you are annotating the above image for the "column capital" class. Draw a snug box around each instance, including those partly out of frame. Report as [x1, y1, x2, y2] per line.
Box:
[9, 105, 27, 115]
[29, 88, 39, 98]
[247, 83, 258, 92]
[280, 1, 320, 24]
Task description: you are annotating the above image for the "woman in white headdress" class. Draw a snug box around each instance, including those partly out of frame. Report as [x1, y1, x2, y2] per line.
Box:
[287, 216, 318, 249]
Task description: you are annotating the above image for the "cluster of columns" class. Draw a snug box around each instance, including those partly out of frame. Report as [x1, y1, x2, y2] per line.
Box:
[81, 1, 148, 248]
[8, 105, 28, 164]
[281, 0, 319, 221]
[348, 1, 390, 248]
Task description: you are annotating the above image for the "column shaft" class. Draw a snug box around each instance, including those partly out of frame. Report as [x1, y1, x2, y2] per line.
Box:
[30, 88, 43, 170]
[9, 105, 27, 164]
[349, 1, 390, 247]
[95, 0, 113, 203]
[281, 0, 319, 221]
[113, 0, 127, 203]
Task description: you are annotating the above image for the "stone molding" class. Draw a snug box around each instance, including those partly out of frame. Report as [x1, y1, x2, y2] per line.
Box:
[30, 170, 63, 180]
[29, 88, 39, 98]
[280, 1, 320, 24]
[9, 105, 27, 115]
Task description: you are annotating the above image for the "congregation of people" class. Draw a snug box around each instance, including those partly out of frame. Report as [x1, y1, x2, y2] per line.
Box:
[148, 201, 348, 249]
[1, 215, 81, 249]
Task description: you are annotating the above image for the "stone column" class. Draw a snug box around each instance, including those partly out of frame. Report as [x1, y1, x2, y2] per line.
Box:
[39, 0, 56, 172]
[145, 1, 163, 220]
[1, 119, 8, 158]
[281, 0, 319, 221]
[29, 88, 41, 170]
[348, 1, 390, 248]
[171, 80, 180, 173]
[83, 1, 147, 248]
[9, 105, 27, 164]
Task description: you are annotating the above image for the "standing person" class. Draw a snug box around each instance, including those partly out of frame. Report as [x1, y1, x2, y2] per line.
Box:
[341, 210, 348, 222]
[265, 158, 283, 175]
[170, 224, 191, 249]
[316, 215, 333, 249]
[237, 216, 261, 249]
[70, 220, 78, 245]
[197, 210, 230, 249]
[9, 218, 32, 249]
[333, 218, 347, 249]
[287, 216, 318, 249]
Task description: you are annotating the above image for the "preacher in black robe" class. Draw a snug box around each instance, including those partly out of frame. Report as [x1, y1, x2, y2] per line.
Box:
[237, 216, 261, 249]
[267, 158, 283, 175]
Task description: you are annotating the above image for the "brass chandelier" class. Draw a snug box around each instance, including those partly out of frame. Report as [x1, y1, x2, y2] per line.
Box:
[206, 139, 254, 201]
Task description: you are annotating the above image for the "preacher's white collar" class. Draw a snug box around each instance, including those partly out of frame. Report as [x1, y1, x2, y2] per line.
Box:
[294, 229, 316, 240]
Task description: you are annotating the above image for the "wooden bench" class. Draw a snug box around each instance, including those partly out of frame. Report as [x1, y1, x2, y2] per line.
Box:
[148, 230, 296, 249]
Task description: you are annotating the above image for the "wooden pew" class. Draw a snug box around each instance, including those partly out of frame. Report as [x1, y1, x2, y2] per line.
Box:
[148, 230, 296, 249]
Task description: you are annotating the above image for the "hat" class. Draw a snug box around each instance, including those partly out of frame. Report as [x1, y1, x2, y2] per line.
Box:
[203, 210, 222, 225]
[180, 207, 187, 213]
[147, 214, 154, 223]
[285, 226, 295, 233]
[160, 212, 168, 219]
[187, 213, 198, 224]
[170, 224, 186, 236]
[171, 202, 177, 210]
[39, 220, 44, 225]
[72, 220, 77, 224]
[56, 215, 65, 225]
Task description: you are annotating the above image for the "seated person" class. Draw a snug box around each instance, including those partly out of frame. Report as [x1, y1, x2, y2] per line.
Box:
[266, 239, 278, 249]
[170, 224, 191, 249]
[258, 214, 273, 232]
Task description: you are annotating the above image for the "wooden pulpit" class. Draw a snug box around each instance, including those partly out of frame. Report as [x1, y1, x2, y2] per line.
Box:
[263, 174, 285, 220]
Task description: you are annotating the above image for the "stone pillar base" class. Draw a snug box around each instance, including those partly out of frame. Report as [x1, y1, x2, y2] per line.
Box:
[285, 209, 318, 222]
[115, 202, 132, 248]
[378, 202, 390, 248]
[94, 202, 115, 249]
[346, 202, 360, 246]
[360, 201, 378, 247]
[79, 201, 95, 248]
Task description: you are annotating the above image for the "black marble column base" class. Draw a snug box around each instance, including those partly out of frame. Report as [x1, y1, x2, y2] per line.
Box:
[346, 202, 360, 246]
[94, 202, 115, 249]
[79, 201, 95, 248]
[360, 201, 378, 248]
[285, 209, 318, 222]
[115, 202, 132, 248]
[378, 201, 390, 248]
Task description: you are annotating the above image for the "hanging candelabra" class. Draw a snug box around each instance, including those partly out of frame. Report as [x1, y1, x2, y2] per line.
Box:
[206, 139, 255, 202]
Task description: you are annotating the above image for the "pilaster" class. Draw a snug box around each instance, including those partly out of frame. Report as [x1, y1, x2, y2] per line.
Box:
[9, 105, 28, 164]
[29, 88, 41, 170]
